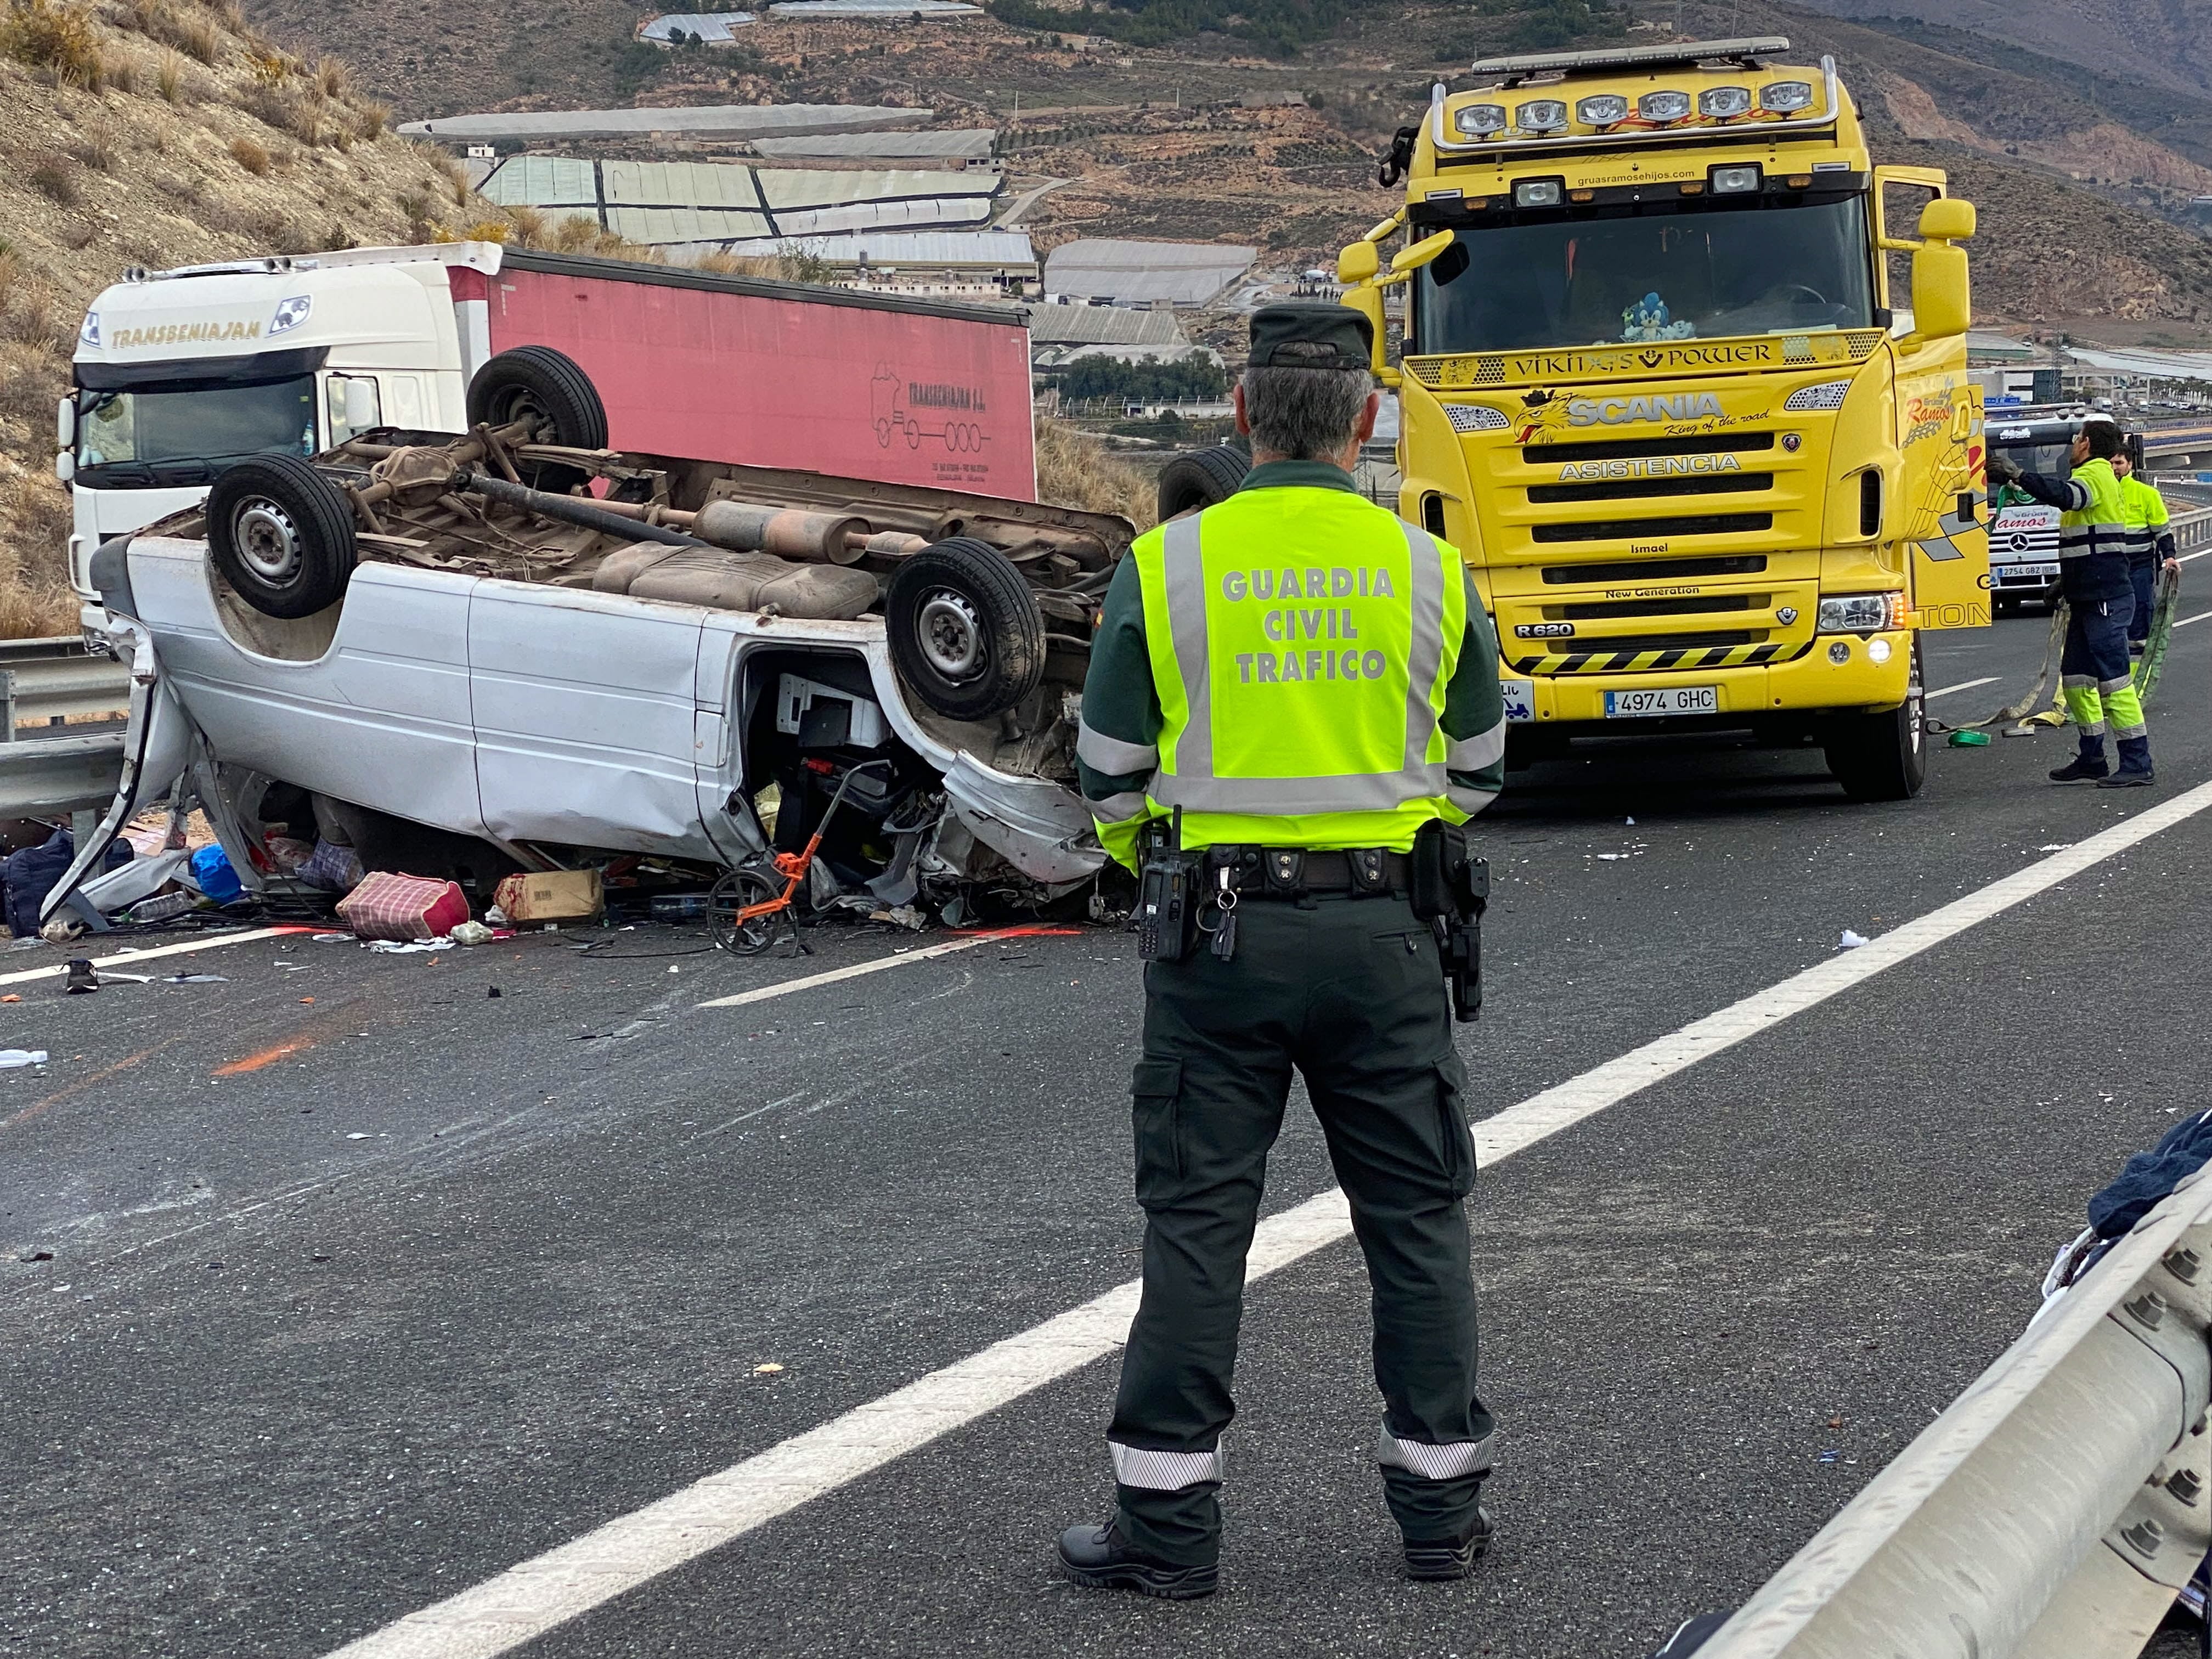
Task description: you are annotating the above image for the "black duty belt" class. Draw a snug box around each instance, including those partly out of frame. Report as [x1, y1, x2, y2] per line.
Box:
[1211, 847, 1412, 900]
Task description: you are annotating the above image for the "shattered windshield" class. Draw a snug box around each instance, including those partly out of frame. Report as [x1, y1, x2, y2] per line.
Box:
[76, 374, 318, 476]
[1413, 195, 1876, 353]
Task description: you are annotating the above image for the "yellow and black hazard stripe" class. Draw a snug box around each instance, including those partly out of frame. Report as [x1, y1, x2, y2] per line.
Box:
[1508, 640, 1807, 676]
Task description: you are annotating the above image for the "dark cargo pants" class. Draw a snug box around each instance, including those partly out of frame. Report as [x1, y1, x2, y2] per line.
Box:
[1108, 890, 1493, 1566]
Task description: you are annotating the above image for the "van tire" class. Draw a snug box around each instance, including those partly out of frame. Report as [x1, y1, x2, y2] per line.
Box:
[1156, 444, 1250, 520]
[886, 538, 1045, 721]
[466, 346, 610, 450]
[207, 454, 359, 619]
[1824, 640, 1926, 802]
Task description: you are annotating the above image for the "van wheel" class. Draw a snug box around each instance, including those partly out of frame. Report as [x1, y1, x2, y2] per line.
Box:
[1156, 444, 1251, 520]
[467, 346, 609, 450]
[1824, 641, 1926, 802]
[886, 538, 1045, 721]
[207, 454, 358, 619]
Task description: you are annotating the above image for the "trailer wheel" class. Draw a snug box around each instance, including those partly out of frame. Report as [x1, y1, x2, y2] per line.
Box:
[1156, 444, 1251, 520]
[207, 454, 359, 618]
[887, 538, 1045, 721]
[466, 346, 609, 450]
[1824, 640, 1926, 802]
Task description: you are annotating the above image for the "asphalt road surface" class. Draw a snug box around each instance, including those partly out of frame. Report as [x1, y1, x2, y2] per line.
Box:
[5, 590, 2210, 1659]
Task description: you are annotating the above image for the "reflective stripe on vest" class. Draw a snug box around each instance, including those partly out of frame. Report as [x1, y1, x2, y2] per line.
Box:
[1141, 498, 1469, 827]
[2058, 458, 2127, 560]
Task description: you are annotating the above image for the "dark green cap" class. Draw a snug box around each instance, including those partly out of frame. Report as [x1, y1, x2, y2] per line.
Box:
[1248, 302, 1374, 370]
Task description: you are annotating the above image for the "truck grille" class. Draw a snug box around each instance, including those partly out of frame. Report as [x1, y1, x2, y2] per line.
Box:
[1527, 472, 1772, 505]
[1531, 512, 1771, 544]
[1541, 555, 1766, 584]
[1522, 432, 1776, 465]
[1558, 594, 1755, 620]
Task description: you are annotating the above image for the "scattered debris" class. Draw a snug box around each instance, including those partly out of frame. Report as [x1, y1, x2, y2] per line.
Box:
[753, 1362, 785, 1374]
[338, 873, 470, 942]
[868, 904, 928, 930]
[496, 870, 605, 928]
[1947, 730, 1991, 748]
[65, 959, 98, 995]
[365, 938, 456, 955]
[18, 1249, 53, 1262]
[1837, 929, 1870, 950]
[0, 1049, 50, 1068]
[0, 995, 16, 1003]
[2038, 844, 2072, 852]
[449, 921, 496, 947]
[163, 973, 229, 984]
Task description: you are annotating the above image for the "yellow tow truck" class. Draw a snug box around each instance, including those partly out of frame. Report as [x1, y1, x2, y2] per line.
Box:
[1339, 36, 1989, 799]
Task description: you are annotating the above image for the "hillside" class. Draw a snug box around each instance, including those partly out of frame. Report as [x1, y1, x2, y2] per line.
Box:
[1787, 0, 2212, 103]
[0, 0, 596, 634]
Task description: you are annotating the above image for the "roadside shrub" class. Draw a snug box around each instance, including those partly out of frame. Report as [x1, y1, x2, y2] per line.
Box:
[2, 0, 104, 87]
[313, 53, 346, 97]
[352, 98, 388, 139]
[462, 219, 511, 243]
[155, 46, 180, 98]
[106, 49, 137, 91]
[503, 204, 545, 244]
[548, 212, 601, 252]
[229, 134, 269, 174]
[29, 158, 78, 205]
[71, 136, 115, 171]
[244, 45, 285, 84]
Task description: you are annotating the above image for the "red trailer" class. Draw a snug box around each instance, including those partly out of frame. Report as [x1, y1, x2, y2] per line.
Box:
[450, 249, 1037, 500]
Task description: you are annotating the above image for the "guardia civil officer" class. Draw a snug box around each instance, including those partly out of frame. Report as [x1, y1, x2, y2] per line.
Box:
[1989, 419, 2156, 787]
[2112, 449, 2179, 655]
[1059, 304, 1508, 1599]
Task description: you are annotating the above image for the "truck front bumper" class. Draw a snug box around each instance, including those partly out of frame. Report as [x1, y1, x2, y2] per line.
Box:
[1501, 629, 1915, 725]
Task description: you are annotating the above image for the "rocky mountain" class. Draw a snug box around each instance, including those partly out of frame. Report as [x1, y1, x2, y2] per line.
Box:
[1786, 0, 2212, 102]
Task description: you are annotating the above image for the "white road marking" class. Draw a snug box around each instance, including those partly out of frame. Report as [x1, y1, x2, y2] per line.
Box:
[324, 780, 2212, 1659]
[0, 926, 311, 989]
[2175, 609, 2212, 629]
[693, 928, 1041, 1009]
[1927, 676, 1999, 699]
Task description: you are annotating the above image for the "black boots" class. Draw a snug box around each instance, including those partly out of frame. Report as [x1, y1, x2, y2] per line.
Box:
[1402, 1506, 1495, 1581]
[2050, 751, 2109, 783]
[1056, 1523, 1218, 1600]
[2098, 736, 2155, 789]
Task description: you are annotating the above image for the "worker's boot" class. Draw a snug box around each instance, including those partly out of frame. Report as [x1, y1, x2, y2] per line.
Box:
[2098, 737, 2156, 788]
[2049, 740, 2109, 783]
[1403, 1504, 1496, 1581]
[64, 958, 98, 994]
[1056, 1522, 1218, 1600]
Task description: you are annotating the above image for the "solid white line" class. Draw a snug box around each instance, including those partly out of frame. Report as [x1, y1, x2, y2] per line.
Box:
[1926, 676, 1999, 699]
[325, 781, 2212, 1659]
[2176, 609, 2212, 629]
[0, 926, 310, 988]
[693, 928, 1034, 1009]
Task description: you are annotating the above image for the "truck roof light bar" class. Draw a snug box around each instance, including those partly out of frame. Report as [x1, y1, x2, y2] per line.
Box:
[125, 242, 507, 285]
[1471, 36, 1791, 86]
[1430, 55, 1838, 159]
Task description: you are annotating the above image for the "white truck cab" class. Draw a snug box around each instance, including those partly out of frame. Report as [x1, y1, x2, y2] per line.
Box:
[60, 243, 502, 610]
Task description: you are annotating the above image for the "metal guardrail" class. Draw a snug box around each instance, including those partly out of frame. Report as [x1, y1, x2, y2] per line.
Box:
[0, 635, 131, 736]
[0, 732, 126, 817]
[1699, 1168, 2212, 1659]
[2170, 506, 2212, 553]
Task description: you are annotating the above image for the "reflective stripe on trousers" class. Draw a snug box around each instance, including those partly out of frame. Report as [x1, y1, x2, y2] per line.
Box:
[1110, 1440, 1223, 1491]
[1377, 1423, 1494, 1481]
[1152, 511, 1451, 815]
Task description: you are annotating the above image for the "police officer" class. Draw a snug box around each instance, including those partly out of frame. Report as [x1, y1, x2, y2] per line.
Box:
[1989, 418, 2155, 786]
[1059, 304, 1508, 1599]
[2113, 448, 2178, 655]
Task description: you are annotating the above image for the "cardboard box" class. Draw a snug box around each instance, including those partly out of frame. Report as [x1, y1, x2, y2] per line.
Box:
[495, 868, 603, 925]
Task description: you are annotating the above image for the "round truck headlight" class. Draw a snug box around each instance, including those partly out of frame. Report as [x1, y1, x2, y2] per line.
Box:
[1639, 90, 1692, 123]
[1576, 94, 1628, 125]
[1515, 100, 1568, 132]
[1761, 80, 1815, 112]
[1700, 85, 1753, 117]
[1454, 103, 1508, 136]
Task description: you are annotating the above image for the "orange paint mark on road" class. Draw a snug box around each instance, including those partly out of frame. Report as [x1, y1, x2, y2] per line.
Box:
[212, 1041, 308, 1077]
[4, 1034, 188, 1131]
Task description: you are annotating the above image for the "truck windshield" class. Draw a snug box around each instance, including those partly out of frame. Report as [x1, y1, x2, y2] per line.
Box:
[1413, 196, 1876, 354]
[75, 374, 318, 483]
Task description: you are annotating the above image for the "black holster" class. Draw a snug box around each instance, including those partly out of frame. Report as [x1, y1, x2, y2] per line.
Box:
[1411, 820, 1489, 1023]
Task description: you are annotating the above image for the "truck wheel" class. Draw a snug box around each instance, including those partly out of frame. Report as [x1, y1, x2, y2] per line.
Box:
[887, 537, 1045, 721]
[1156, 444, 1251, 520]
[467, 346, 609, 450]
[206, 454, 358, 619]
[1823, 641, 1926, 802]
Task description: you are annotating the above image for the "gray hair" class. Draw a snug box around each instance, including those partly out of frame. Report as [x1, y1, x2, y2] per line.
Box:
[1241, 346, 1372, 460]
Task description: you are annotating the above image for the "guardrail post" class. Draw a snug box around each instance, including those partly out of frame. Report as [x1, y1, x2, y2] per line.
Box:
[0, 669, 14, 743]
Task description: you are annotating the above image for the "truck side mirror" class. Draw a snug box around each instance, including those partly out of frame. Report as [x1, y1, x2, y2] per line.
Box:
[1917, 198, 1976, 241]
[1338, 241, 1380, 285]
[1907, 239, 1971, 343]
[1339, 287, 1396, 385]
[1391, 229, 1457, 275]
[55, 450, 75, 483]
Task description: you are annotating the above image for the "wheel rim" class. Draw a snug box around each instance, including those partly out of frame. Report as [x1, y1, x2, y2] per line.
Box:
[917, 590, 985, 680]
[233, 498, 302, 583]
